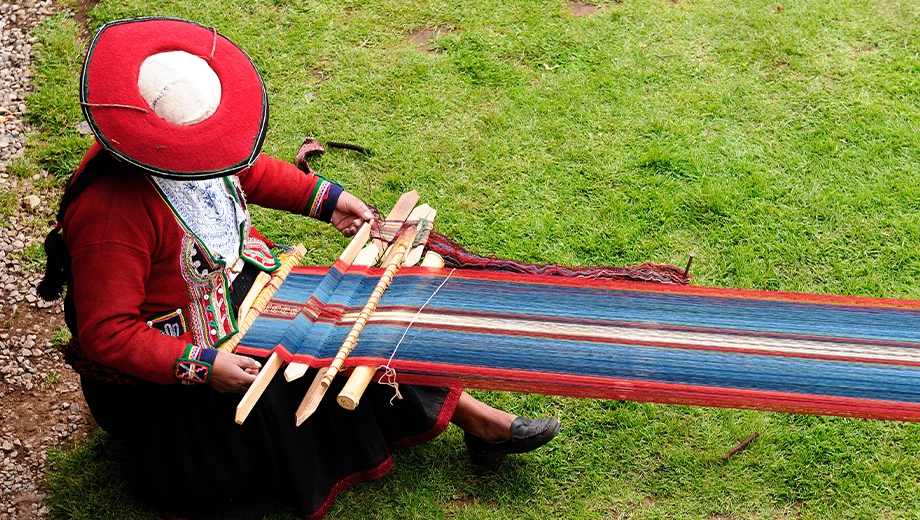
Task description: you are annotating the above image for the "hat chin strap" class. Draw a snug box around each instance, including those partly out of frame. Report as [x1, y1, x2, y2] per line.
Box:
[138, 50, 222, 126]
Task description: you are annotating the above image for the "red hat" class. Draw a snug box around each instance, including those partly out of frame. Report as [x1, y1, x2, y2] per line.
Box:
[80, 17, 268, 179]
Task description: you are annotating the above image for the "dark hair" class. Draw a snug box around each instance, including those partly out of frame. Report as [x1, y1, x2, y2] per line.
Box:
[37, 152, 111, 301]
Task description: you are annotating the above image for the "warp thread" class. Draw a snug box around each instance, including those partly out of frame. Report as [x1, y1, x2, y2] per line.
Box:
[370, 217, 431, 249]
[366, 215, 688, 283]
[426, 231, 691, 284]
[377, 268, 457, 404]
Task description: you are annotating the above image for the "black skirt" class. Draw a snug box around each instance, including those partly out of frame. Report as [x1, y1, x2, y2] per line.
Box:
[82, 369, 461, 519]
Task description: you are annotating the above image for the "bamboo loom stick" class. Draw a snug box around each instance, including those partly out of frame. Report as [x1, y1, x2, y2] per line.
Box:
[219, 245, 307, 354]
[238, 271, 272, 325]
[420, 251, 444, 268]
[294, 192, 421, 424]
[319, 224, 419, 389]
[284, 191, 420, 383]
[236, 214, 375, 423]
[336, 206, 437, 410]
[282, 222, 375, 383]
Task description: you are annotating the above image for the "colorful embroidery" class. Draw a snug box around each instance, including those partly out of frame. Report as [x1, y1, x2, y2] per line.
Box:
[174, 344, 213, 384]
[242, 236, 279, 272]
[185, 275, 237, 349]
[152, 175, 275, 351]
[181, 235, 223, 285]
[306, 180, 333, 218]
[152, 176, 245, 263]
[146, 308, 188, 338]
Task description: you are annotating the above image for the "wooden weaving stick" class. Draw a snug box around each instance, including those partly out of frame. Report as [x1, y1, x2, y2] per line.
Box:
[229, 245, 307, 425]
[220, 245, 306, 354]
[319, 224, 419, 389]
[292, 192, 421, 424]
[336, 205, 437, 410]
[236, 222, 375, 425]
[284, 191, 421, 383]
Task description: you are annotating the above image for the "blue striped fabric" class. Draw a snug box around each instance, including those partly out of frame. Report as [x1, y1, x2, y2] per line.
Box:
[239, 265, 920, 421]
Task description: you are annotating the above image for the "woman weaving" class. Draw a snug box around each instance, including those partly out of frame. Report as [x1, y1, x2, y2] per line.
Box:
[39, 17, 559, 520]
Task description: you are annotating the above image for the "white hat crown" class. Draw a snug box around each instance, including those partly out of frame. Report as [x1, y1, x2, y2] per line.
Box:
[137, 50, 222, 126]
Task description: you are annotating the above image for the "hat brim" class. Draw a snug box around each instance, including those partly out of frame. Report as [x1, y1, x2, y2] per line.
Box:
[81, 17, 269, 179]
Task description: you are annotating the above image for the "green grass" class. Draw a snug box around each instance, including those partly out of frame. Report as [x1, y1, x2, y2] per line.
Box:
[31, 0, 920, 518]
[26, 14, 93, 178]
[0, 188, 15, 227]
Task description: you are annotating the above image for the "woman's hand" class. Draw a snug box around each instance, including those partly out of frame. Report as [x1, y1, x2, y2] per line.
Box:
[209, 352, 262, 393]
[330, 191, 374, 237]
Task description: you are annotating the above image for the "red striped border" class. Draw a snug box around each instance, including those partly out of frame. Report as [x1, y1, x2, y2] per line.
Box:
[233, 344, 920, 423]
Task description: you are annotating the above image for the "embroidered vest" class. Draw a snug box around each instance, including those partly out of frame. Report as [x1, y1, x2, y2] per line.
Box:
[151, 176, 279, 348]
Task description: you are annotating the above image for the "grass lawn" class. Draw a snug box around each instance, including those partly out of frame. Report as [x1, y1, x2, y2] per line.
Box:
[29, 0, 920, 518]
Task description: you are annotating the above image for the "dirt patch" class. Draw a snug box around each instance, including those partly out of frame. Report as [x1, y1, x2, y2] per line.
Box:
[569, 2, 598, 16]
[0, 302, 96, 520]
[70, 0, 99, 37]
[452, 496, 476, 508]
[407, 26, 453, 54]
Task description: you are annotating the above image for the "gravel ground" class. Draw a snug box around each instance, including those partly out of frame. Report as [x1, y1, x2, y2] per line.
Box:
[0, 2, 97, 519]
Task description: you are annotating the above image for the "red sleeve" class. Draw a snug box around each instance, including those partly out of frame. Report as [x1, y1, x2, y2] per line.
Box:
[237, 154, 342, 221]
[65, 172, 189, 385]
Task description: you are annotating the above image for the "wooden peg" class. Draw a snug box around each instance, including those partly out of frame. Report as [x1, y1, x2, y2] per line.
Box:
[295, 367, 330, 426]
[337, 366, 376, 409]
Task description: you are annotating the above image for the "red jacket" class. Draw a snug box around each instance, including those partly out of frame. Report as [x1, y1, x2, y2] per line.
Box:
[64, 144, 340, 384]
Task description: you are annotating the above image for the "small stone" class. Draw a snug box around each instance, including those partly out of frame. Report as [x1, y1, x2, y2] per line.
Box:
[21, 195, 39, 210]
[75, 120, 92, 134]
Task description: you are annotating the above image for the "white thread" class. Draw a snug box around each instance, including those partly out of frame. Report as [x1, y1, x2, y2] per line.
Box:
[79, 102, 150, 114]
[377, 268, 456, 403]
[209, 26, 217, 61]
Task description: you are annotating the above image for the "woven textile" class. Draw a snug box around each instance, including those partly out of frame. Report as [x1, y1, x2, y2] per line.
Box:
[237, 262, 920, 422]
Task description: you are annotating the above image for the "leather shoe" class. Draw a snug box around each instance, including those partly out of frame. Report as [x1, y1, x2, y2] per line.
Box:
[464, 416, 561, 465]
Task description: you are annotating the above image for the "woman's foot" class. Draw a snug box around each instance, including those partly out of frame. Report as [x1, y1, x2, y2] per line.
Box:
[464, 416, 561, 465]
[451, 392, 561, 465]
